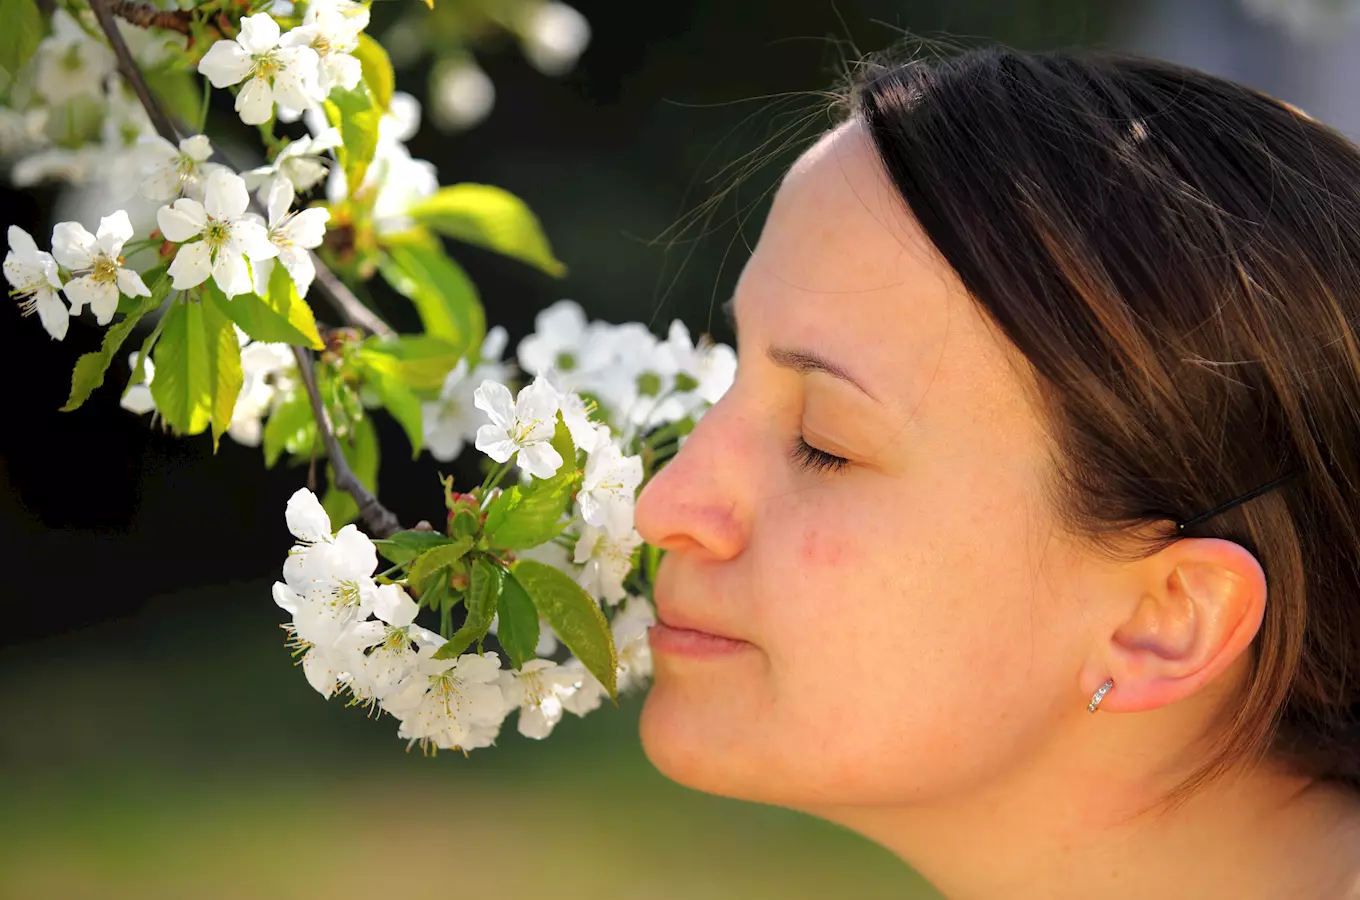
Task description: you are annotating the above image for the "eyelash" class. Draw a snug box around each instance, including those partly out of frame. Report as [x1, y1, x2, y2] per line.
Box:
[791, 435, 850, 474]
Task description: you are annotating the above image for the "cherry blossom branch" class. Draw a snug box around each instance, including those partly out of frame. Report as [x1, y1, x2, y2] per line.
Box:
[88, 0, 397, 340]
[292, 346, 404, 538]
[89, 0, 405, 537]
[109, 0, 193, 35]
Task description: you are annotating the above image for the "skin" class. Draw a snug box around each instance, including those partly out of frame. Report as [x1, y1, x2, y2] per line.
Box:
[632, 118, 1360, 899]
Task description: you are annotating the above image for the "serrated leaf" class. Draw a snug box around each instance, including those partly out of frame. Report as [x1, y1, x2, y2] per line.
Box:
[0, 0, 42, 75]
[377, 230, 485, 356]
[353, 33, 394, 111]
[149, 300, 213, 435]
[360, 354, 424, 457]
[323, 85, 381, 198]
[511, 559, 617, 698]
[202, 293, 243, 452]
[374, 530, 460, 566]
[207, 265, 323, 349]
[262, 392, 314, 467]
[483, 417, 577, 550]
[406, 536, 474, 595]
[321, 413, 378, 526]
[407, 184, 565, 277]
[496, 573, 540, 669]
[433, 557, 503, 659]
[62, 270, 171, 412]
[358, 334, 463, 393]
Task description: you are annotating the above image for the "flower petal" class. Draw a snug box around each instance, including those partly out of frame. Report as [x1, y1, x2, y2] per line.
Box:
[228, 220, 278, 261]
[282, 207, 330, 249]
[236, 13, 282, 55]
[286, 487, 332, 543]
[374, 584, 418, 628]
[212, 249, 253, 298]
[197, 39, 253, 88]
[278, 246, 315, 298]
[474, 428, 517, 464]
[180, 134, 213, 162]
[157, 199, 207, 242]
[234, 76, 275, 126]
[518, 442, 564, 480]
[36, 290, 69, 340]
[271, 47, 321, 110]
[116, 267, 152, 298]
[7, 224, 39, 258]
[168, 240, 213, 289]
[472, 380, 516, 430]
[95, 210, 134, 257]
[63, 274, 113, 319]
[50, 221, 98, 270]
[204, 170, 250, 221]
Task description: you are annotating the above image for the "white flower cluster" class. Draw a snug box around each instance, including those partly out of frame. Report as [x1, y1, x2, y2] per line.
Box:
[274, 487, 655, 751]
[122, 328, 296, 447]
[198, 5, 368, 126]
[424, 298, 737, 463]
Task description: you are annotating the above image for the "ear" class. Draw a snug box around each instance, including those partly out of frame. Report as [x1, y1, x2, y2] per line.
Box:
[1079, 538, 1268, 714]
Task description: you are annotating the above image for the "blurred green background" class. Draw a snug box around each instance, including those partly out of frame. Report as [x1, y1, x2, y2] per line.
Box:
[4, 0, 1355, 896]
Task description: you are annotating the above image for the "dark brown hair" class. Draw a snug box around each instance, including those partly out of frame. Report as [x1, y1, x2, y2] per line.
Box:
[852, 47, 1360, 809]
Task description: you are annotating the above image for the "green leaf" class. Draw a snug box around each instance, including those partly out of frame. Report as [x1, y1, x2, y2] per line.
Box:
[144, 67, 201, 125]
[321, 413, 379, 526]
[207, 265, 323, 349]
[262, 392, 314, 467]
[0, 0, 42, 75]
[353, 33, 394, 111]
[201, 294, 243, 452]
[377, 230, 485, 356]
[511, 559, 617, 698]
[360, 355, 424, 457]
[323, 85, 382, 197]
[406, 536, 474, 595]
[433, 557, 503, 659]
[149, 300, 213, 435]
[483, 417, 577, 550]
[359, 335, 463, 393]
[496, 573, 540, 669]
[62, 271, 171, 412]
[374, 530, 461, 566]
[407, 184, 566, 278]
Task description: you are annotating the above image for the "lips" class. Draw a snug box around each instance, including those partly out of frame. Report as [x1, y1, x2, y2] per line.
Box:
[651, 578, 752, 657]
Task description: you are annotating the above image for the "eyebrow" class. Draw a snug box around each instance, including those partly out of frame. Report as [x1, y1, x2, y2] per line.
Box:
[723, 296, 880, 403]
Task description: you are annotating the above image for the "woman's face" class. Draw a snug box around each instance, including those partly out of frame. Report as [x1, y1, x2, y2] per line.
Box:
[633, 119, 1098, 810]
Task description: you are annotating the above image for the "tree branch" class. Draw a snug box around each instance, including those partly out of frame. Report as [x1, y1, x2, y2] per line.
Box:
[292, 347, 404, 537]
[89, 0, 405, 537]
[109, 0, 193, 35]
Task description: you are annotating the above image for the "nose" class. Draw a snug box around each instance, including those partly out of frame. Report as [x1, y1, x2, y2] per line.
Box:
[633, 394, 751, 561]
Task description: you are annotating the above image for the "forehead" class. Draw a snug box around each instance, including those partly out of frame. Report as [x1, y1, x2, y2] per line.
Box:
[734, 118, 1045, 443]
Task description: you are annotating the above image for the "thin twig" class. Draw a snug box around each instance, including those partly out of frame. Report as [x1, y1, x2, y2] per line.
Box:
[89, 0, 405, 537]
[292, 347, 404, 538]
[311, 255, 395, 338]
[88, 0, 181, 142]
[110, 0, 193, 35]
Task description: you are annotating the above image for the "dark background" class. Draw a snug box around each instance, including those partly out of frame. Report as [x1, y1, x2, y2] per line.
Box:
[5, 1, 1345, 897]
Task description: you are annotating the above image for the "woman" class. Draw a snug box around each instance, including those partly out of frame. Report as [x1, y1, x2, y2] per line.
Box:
[632, 48, 1360, 898]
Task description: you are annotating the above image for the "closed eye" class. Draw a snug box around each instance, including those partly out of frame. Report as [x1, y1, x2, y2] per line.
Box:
[791, 435, 850, 474]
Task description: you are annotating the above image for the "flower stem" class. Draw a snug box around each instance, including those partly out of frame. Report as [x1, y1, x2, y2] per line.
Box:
[196, 76, 211, 134]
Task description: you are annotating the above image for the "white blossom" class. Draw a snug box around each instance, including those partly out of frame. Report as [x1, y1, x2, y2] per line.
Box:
[33, 10, 116, 106]
[227, 339, 294, 445]
[577, 442, 643, 539]
[51, 210, 150, 325]
[429, 58, 495, 131]
[242, 127, 341, 204]
[157, 170, 277, 296]
[613, 595, 655, 693]
[281, 0, 369, 97]
[385, 649, 510, 753]
[120, 351, 155, 415]
[520, 2, 591, 76]
[281, 488, 379, 645]
[273, 581, 349, 698]
[657, 319, 737, 405]
[573, 523, 642, 605]
[422, 326, 510, 462]
[499, 659, 578, 739]
[139, 134, 224, 202]
[332, 584, 423, 707]
[4, 225, 68, 340]
[255, 180, 330, 298]
[557, 656, 605, 717]
[473, 376, 564, 479]
[198, 13, 322, 126]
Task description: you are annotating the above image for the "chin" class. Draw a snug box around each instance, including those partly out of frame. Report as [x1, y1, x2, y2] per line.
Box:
[638, 667, 796, 805]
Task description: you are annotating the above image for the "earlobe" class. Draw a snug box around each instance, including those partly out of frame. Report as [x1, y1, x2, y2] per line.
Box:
[1084, 539, 1268, 714]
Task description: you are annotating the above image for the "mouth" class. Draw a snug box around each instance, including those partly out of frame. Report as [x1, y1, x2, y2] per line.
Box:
[648, 616, 753, 658]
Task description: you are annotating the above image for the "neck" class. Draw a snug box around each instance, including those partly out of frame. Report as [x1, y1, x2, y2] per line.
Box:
[815, 756, 1359, 899]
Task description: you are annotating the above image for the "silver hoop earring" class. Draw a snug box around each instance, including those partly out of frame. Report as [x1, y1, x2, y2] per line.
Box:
[1087, 678, 1114, 713]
